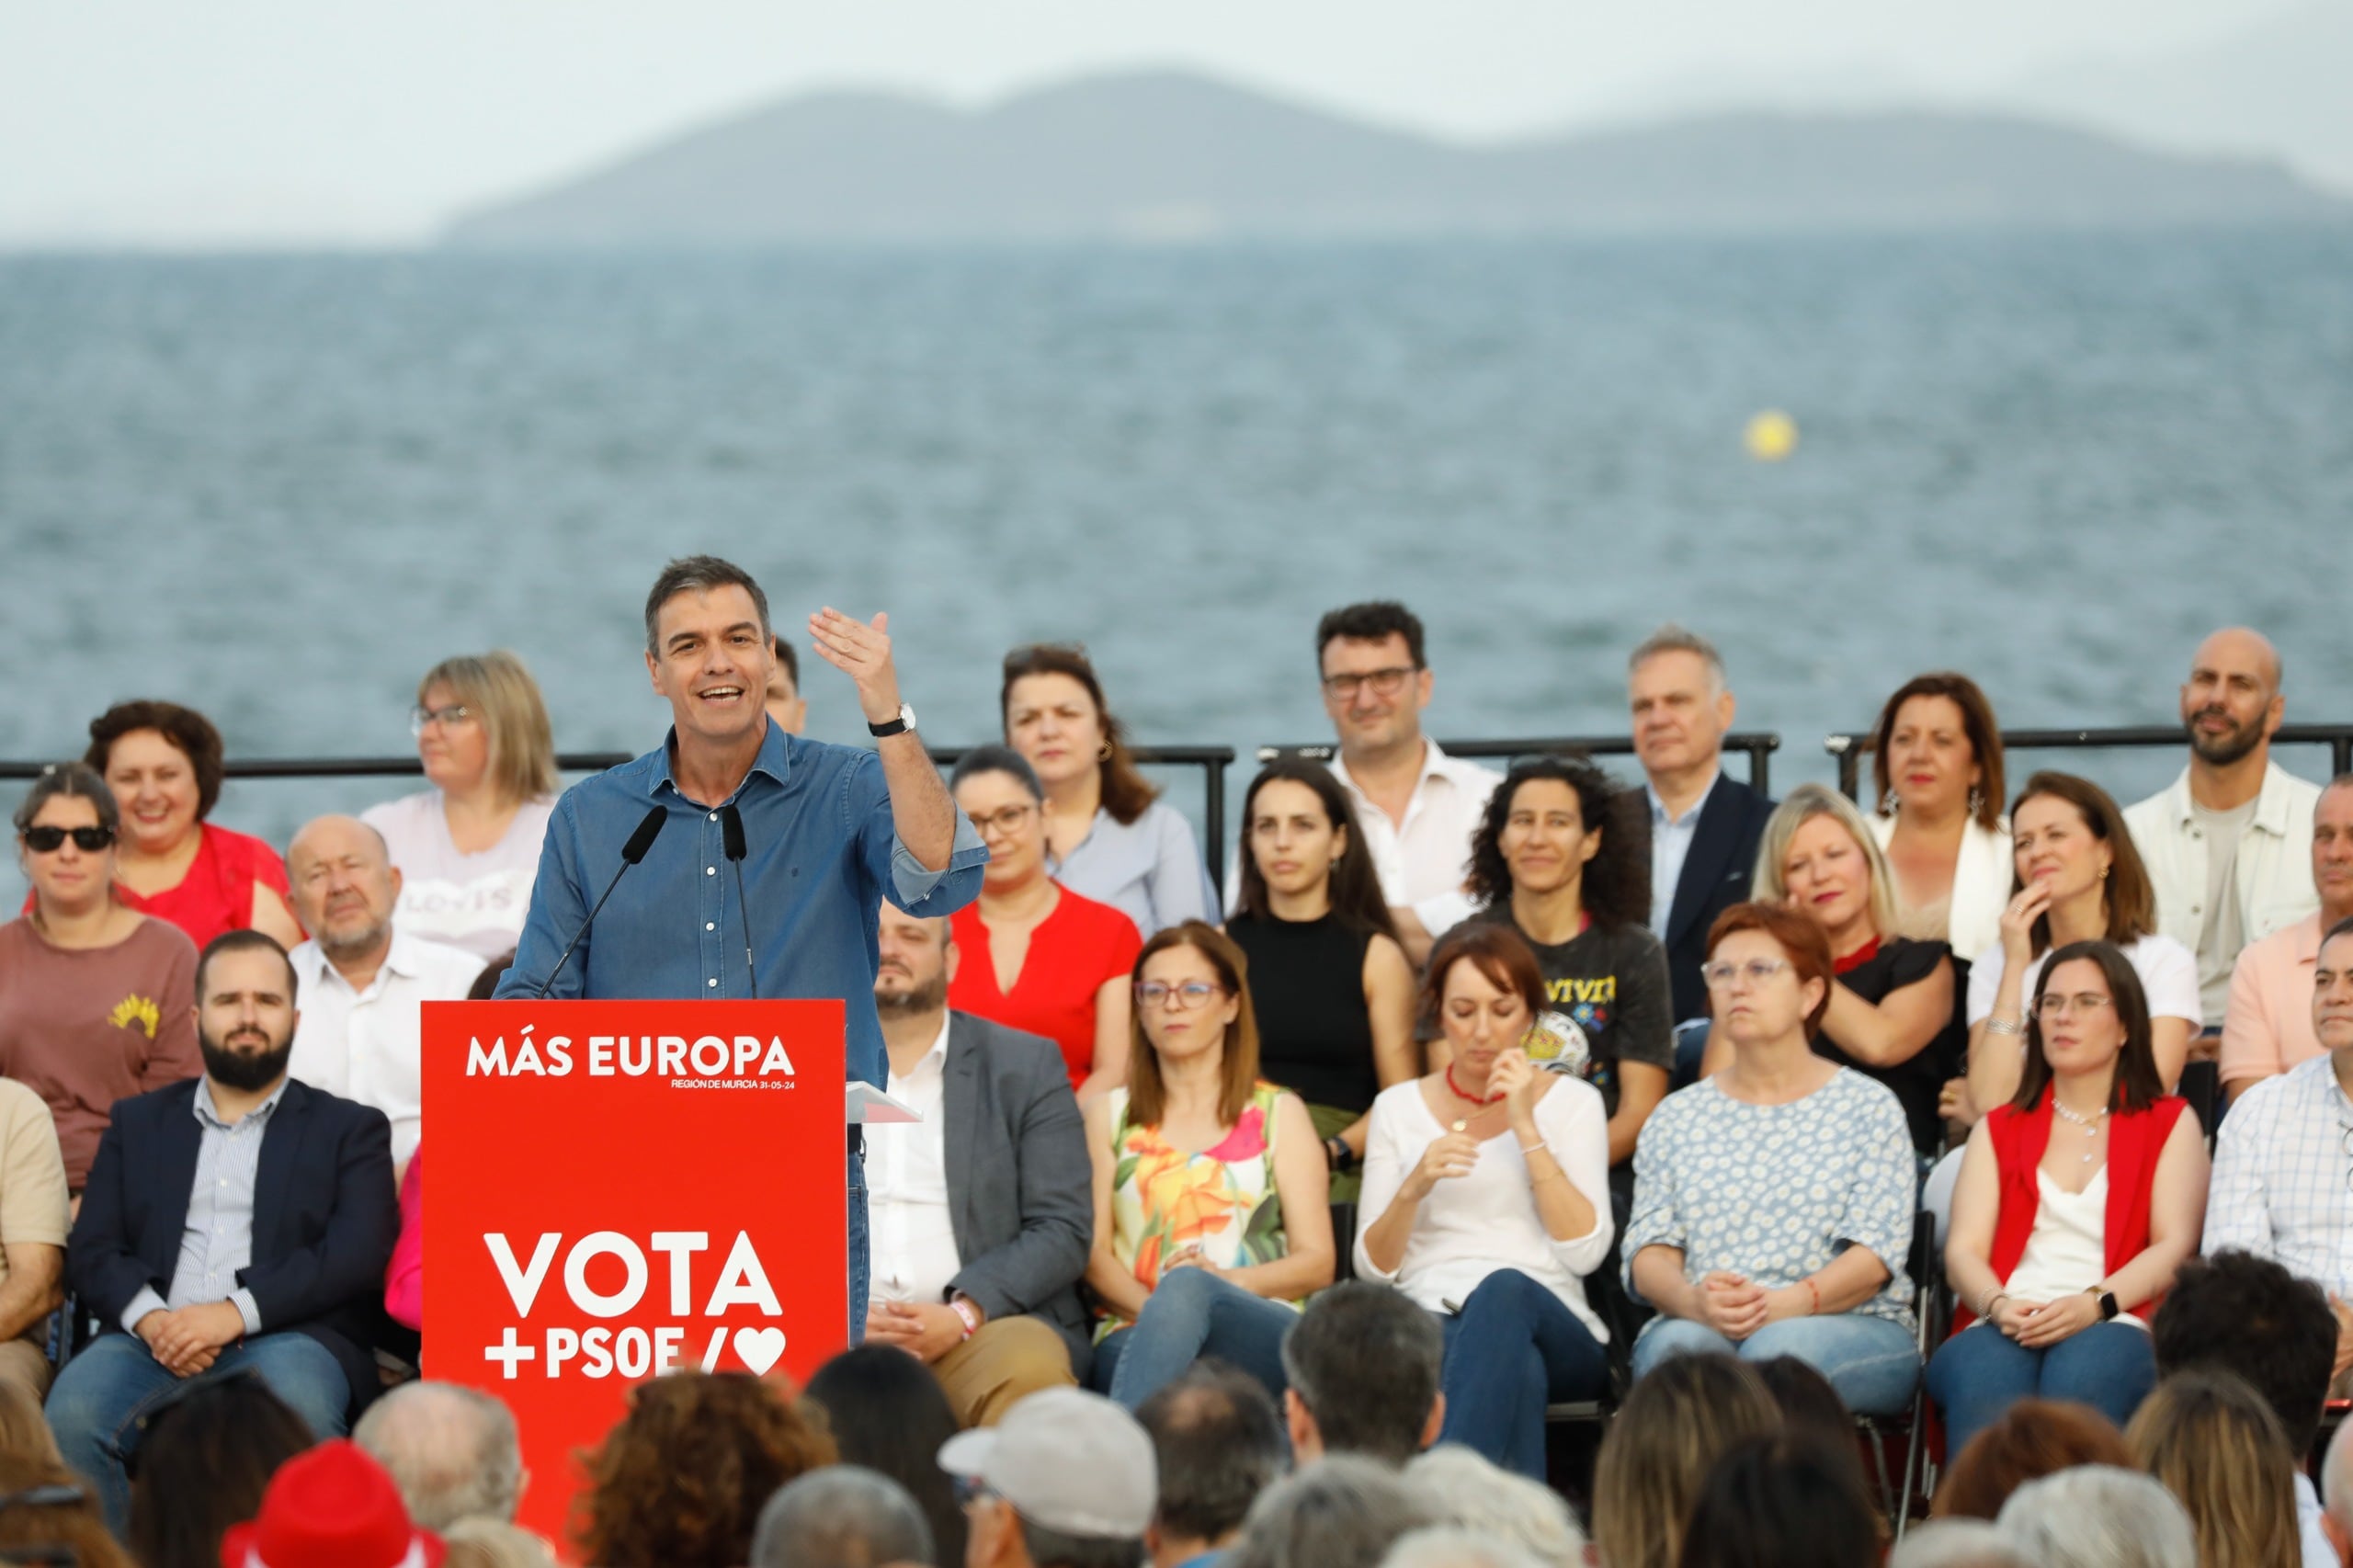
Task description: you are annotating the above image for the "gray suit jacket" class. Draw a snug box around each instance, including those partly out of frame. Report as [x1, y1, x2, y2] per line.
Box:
[940, 1011, 1094, 1379]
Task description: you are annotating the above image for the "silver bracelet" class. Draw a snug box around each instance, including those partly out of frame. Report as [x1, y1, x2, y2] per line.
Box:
[1984, 1014, 2022, 1037]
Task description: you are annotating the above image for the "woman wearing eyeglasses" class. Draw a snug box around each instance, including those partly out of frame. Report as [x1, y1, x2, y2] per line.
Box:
[948, 747, 1142, 1097]
[1085, 921, 1334, 1410]
[1927, 941, 2205, 1457]
[1624, 903, 1920, 1416]
[361, 653, 561, 963]
[0, 766, 200, 1194]
[1355, 922, 1613, 1479]
[77, 700, 301, 951]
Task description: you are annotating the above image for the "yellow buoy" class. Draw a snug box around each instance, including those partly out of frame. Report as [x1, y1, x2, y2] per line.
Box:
[1745, 410, 1799, 462]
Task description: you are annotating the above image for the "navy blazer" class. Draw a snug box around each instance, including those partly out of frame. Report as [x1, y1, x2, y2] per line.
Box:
[1649, 772, 1778, 1026]
[67, 1077, 400, 1415]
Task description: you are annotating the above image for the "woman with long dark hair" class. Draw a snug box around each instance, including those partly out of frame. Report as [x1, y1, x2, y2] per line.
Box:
[803, 1346, 967, 1568]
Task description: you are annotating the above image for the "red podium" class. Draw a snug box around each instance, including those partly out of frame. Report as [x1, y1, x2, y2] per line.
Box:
[421, 1000, 850, 1546]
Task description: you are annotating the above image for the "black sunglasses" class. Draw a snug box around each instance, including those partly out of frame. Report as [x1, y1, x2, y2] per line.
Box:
[20, 825, 113, 854]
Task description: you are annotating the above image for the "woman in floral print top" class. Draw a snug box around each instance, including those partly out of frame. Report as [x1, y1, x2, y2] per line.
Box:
[1085, 921, 1335, 1411]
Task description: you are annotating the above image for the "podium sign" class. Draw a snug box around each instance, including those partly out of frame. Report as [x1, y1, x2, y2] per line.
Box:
[422, 1000, 848, 1545]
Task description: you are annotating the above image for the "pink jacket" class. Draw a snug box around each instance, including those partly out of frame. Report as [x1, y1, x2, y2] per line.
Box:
[387, 1149, 423, 1330]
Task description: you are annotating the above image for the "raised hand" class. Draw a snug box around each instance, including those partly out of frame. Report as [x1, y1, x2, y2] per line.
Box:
[809, 608, 904, 727]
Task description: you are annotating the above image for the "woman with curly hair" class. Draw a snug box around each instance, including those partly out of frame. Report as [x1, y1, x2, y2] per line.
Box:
[574, 1372, 836, 1568]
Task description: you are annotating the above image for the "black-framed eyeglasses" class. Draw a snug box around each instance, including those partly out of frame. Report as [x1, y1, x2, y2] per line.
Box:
[409, 703, 475, 736]
[20, 825, 113, 854]
[965, 804, 1037, 838]
[1319, 665, 1419, 700]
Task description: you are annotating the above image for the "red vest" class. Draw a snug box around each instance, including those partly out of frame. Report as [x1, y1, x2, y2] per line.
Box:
[1949, 1090, 2188, 1335]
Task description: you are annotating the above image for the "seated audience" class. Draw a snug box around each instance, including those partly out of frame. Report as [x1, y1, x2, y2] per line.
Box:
[866, 903, 1091, 1420]
[2221, 779, 2353, 1099]
[1226, 760, 1416, 1201]
[387, 1147, 422, 1328]
[1625, 625, 1776, 1026]
[938, 1388, 1157, 1568]
[753, 1466, 938, 1568]
[0, 765, 200, 1191]
[287, 814, 483, 1170]
[1137, 1360, 1289, 1568]
[1714, 783, 1963, 1158]
[1929, 942, 2206, 1455]
[1590, 1353, 1782, 1568]
[0, 1077, 67, 1404]
[0, 1451, 137, 1568]
[577, 1371, 836, 1568]
[1004, 642, 1218, 935]
[1929, 1397, 2133, 1521]
[222, 1439, 444, 1568]
[127, 1369, 317, 1568]
[82, 699, 303, 949]
[1308, 601, 1502, 963]
[1403, 1447, 1587, 1567]
[2127, 1369, 2303, 1568]
[2150, 1248, 2339, 1568]
[950, 746, 1142, 1096]
[1675, 1433, 1883, 1568]
[1864, 672, 2012, 960]
[362, 652, 560, 960]
[2123, 628, 2323, 1028]
[806, 1346, 968, 1568]
[1963, 773, 2199, 1119]
[1625, 904, 1919, 1414]
[1226, 1455, 1437, 1568]
[766, 633, 808, 733]
[48, 929, 399, 1533]
[1279, 1280, 1444, 1465]
[353, 1380, 525, 1532]
[1086, 924, 1332, 1409]
[1993, 1466, 2196, 1568]
[1357, 924, 1613, 1477]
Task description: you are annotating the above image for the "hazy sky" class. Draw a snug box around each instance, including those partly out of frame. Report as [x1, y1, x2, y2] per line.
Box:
[0, 0, 2284, 244]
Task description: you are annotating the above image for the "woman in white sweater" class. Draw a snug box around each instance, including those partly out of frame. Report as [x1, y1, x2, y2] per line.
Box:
[1356, 922, 1612, 1479]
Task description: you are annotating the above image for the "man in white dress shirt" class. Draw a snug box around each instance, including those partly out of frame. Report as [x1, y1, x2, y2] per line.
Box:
[284, 816, 485, 1172]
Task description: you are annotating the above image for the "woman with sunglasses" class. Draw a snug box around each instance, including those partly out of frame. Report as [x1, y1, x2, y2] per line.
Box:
[1085, 921, 1333, 1410]
[0, 766, 200, 1193]
[948, 747, 1141, 1097]
[79, 700, 301, 951]
[1355, 922, 1613, 1479]
[362, 651, 561, 961]
[1624, 903, 1920, 1416]
[1927, 941, 2205, 1457]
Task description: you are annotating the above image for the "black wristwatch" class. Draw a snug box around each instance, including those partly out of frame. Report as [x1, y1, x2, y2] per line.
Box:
[2086, 1286, 2120, 1322]
[868, 701, 916, 738]
[1324, 1136, 1357, 1174]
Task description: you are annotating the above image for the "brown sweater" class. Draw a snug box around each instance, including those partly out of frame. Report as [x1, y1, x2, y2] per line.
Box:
[0, 915, 201, 1188]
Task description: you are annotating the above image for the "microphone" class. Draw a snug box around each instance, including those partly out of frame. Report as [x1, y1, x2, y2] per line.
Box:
[721, 802, 757, 999]
[534, 806, 667, 999]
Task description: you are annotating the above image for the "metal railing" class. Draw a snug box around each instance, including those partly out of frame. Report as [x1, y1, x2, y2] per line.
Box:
[1256, 733, 1779, 795]
[926, 744, 1237, 895]
[0, 753, 635, 783]
[1821, 725, 2353, 802]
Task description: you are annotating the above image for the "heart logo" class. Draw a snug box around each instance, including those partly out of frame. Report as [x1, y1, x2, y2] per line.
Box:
[733, 1326, 787, 1376]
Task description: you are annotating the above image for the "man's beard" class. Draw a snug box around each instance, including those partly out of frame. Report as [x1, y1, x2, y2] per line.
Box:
[2186, 708, 2265, 768]
[200, 1025, 295, 1093]
[875, 971, 949, 1017]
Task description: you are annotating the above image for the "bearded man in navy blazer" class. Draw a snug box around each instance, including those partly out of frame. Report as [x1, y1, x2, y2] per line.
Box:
[47, 928, 399, 1533]
[1627, 626, 1778, 1027]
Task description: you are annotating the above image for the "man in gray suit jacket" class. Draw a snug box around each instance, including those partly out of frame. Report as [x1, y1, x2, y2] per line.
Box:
[864, 903, 1093, 1425]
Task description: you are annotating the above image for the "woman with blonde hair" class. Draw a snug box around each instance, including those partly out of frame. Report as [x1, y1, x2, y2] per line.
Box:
[1590, 1352, 1782, 1568]
[364, 651, 560, 960]
[2127, 1370, 2302, 1568]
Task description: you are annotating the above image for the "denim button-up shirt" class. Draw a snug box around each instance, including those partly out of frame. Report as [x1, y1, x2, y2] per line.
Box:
[497, 723, 987, 1088]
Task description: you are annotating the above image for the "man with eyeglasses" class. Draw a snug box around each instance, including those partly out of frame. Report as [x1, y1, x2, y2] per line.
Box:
[2206, 913, 2353, 1393]
[939, 1387, 1157, 1568]
[1301, 602, 1501, 966]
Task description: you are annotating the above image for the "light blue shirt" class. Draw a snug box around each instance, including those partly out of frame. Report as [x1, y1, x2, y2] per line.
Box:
[1645, 774, 1715, 941]
[1049, 801, 1217, 937]
[120, 1079, 287, 1336]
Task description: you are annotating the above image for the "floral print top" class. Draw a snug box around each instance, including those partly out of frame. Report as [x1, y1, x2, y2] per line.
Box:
[1097, 1080, 1295, 1340]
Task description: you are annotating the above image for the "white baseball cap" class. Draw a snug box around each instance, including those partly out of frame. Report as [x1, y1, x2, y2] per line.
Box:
[938, 1387, 1157, 1538]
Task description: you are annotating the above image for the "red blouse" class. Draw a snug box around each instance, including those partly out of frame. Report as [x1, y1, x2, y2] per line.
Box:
[949, 883, 1142, 1088]
[118, 823, 292, 951]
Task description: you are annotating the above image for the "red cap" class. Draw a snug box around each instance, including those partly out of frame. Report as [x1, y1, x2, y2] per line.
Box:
[219, 1439, 447, 1568]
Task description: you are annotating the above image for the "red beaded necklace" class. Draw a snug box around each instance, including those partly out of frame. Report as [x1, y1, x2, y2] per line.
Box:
[1444, 1064, 1506, 1107]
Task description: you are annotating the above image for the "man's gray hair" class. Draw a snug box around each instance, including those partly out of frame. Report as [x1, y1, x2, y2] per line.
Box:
[1887, 1520, 2032, 1568]
[751, 1466, 934, 1568]
[1995, 1467, 2195, 1568]
[643, 554, 772, 655]
[1226, 1456, 1437, 1568]
[1380, 1527, 1542, 1568]
[2323, 1414, 2353, 1530]
[1627, 624, 1728, 695]
[351, 1381, 525, 1531]
[1402, 1449, 1584, 1568]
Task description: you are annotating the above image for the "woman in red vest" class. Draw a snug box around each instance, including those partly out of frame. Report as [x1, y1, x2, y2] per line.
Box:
[1927, 939, 2208, 1457]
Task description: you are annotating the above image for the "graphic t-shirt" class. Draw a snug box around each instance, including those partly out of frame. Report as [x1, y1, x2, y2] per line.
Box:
[1457, 910, 1674, 1123]
[362, 790, 556, 962]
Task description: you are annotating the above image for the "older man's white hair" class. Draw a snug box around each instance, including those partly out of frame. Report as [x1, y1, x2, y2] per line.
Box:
[1227, 1455, 1437, 1568]
[1886, 1519, 2031, 1568]
[1403, 1448, 1586, 1568]
[1995, 1467, 2196, 1568]
[352, 1381, 526, 1531]
[1381, 1526, 1542, 1568]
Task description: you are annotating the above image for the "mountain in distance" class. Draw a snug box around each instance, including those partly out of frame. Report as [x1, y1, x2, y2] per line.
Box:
[441, 69, 2347, 247]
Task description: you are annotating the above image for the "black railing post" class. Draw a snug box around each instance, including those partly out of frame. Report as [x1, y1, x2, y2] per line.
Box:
[1823, 724, 2353, 803]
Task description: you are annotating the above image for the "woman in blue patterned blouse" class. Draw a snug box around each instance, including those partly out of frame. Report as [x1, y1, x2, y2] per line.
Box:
[1624, 901, 1922, 1415]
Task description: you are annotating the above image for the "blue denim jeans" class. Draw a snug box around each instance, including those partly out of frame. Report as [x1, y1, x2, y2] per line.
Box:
[1926, 1320, 2156, 1460]
[47, 1331, 350, 1534]
[1631, 1312, 1921, 1417]
[1091, 1268, 1297, 1411]
[848, 1133, 870, 1347]
[1438, 1269, 1612, 1479]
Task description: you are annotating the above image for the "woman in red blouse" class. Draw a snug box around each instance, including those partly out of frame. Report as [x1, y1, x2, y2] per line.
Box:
[948, 746, 1140, 1098]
